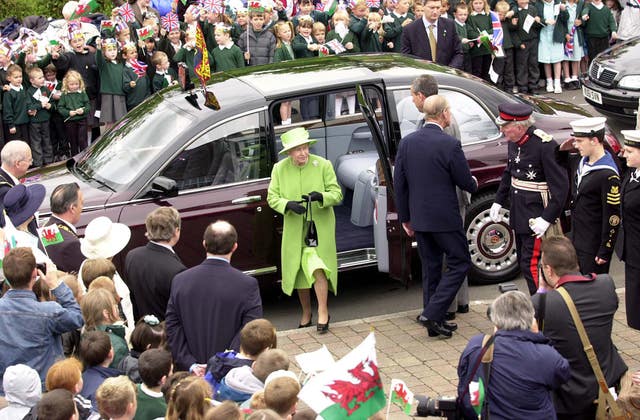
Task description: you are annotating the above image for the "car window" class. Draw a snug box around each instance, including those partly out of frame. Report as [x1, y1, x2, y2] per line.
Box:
[75, 97, 193, 190]
[393, 89, 500, 144]
[161, 112, 269, 191]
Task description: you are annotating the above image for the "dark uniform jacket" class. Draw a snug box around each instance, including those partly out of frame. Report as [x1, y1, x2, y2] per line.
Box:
[124, 241, 186, 321]
[43, 216, 84, 274]
[532, 274, 627, 415]
[495, 126, 569, 234]
[621, 169, 640, 268]
[52, 49, 99, 100]
[570, 153, 620, 261]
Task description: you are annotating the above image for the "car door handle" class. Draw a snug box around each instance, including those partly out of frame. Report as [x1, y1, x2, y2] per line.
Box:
[231, 195, 262, 204]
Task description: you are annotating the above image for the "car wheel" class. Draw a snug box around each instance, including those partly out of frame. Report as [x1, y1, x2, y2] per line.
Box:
[465, 192, 519, 285]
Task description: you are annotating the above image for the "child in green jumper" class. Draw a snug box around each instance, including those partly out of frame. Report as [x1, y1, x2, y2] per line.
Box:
[151, 51, 178, 93]
[467, 0, 493, 81]
[58, 70, 90, 155]
[2, 64, 29, 143]
[273, 21, 295, 125]
[26, 67, 53, 167]
[97, 38, 126, 132]
[212, 25, 245, 72]
[121, 43, 151, 112]
[582, 0, 618, 63]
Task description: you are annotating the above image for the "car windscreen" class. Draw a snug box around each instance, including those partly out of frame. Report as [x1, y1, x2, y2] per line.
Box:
[75, 96, 193, 191]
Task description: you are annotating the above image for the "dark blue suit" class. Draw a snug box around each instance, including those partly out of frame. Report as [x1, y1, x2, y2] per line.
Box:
[165, 258, 262, 371]
[401, 17, 464, 69]
[394, 123, 477, 321]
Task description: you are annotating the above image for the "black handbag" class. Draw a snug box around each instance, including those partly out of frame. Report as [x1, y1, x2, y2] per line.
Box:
[303, 196, 318, 247]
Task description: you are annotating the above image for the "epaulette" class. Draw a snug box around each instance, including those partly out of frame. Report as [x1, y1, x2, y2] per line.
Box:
[534, 129, 553, 143]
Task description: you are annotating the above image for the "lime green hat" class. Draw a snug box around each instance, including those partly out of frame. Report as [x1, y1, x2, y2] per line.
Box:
[279, 127, 317, 154]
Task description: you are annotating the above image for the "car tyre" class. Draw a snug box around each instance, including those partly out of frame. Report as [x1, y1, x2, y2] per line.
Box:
[465, 192, 520, 285]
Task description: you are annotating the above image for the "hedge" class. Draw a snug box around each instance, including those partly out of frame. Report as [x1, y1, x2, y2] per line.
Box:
[0, 0, 115, 22]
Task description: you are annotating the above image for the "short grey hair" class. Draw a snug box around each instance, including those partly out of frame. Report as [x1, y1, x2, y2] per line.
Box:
[1, 141, 31, 166]
[511, 116, 535, 130]
[411, 74, 438, 97]
[423, 95, 449, 120]
[489, 291, 535, 331]
[145, 207, 181, 242]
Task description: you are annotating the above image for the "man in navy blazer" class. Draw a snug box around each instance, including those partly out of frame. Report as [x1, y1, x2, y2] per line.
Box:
[401, 0, 464, 69]
[165, 220, 262, 372]
[394, 95, 477, 338]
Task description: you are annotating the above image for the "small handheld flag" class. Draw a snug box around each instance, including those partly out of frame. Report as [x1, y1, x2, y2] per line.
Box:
[389, 379, 414, 415]
[70, 0, 99, 19]
[119, 3, 136, 23]
[161, 12, 180, 32]
[38, 225, 65, 247]
[136, 26, 155, 41]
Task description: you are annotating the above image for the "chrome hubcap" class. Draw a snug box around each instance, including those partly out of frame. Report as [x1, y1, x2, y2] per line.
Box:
[466, 208, 517, 274]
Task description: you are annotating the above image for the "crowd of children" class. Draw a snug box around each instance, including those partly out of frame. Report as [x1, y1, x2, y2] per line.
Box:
[0, 0, 631, 169]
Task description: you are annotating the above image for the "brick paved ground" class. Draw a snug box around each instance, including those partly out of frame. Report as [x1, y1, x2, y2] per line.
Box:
[279, 290, 640, 419]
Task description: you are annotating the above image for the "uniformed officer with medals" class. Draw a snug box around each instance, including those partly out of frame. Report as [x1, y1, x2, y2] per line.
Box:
[490, 103, 569, 295]
[620, 129, 640, 329]
[562, 117, 621, 275]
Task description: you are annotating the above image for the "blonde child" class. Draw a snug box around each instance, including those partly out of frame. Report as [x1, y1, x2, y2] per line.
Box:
[493, 1, 516, 91]
[121, 43, 151, 111]
[361, 11, 385, 52]
[313, 22, 331, 56]
[212, 25, 245, 72]
[81, 288, 130, 369]
[273, 21, 295, 125]
[57, 70, 90, 155]
[96, 376, 138, 420]
[467, 0, 493, 81]
[562, 0, 585, 89]
[292, 18, 320, 120]
[383, 0, 413, 52]
[413, 1, 425, 19]
[96, 38, 126, 131]
[151, 51, 178, 93]
[349, 0, 370, 40]
[454, 2, 473, 73]
[326, 10, 361, 53]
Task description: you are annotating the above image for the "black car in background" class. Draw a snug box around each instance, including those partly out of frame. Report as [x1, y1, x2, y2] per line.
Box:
[582, 36, 640, 123]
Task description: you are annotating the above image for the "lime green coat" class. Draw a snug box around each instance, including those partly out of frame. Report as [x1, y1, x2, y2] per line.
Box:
[267, 154, 342, 296]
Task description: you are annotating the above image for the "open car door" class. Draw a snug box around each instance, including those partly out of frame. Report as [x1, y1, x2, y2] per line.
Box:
[355, 84, 412, 287]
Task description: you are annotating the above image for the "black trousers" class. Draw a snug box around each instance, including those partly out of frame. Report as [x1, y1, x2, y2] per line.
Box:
[416, 229, 470, 322]
[587, 36, 610, 64]
[516, 233, 542, 295]
[471, 54, 492, 82]
[493, 48, 515, 89]
[29, 121, 53, 167]
[576, 250, 611, 275]
[65, 119, 88, 156]
[6, 123, 29, 143]
[626, 264, 640, 330]
[515, 39, 540, 92]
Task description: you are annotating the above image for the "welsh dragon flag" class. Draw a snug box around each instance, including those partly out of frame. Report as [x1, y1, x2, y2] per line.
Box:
[299, 333, 386, 419]
[389, 379, 414, 414]
[70, 0, 99, 19]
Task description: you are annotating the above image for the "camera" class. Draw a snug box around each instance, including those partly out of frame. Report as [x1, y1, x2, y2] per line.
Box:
[415, 395, 460, 419]
[36, 262, 47, 275]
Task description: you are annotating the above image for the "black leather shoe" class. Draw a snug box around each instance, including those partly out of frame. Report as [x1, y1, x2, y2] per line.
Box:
[457, 304, 469, 314]
[317, 315, 330, 334]
[442, 321, 458, 332]
[298, 319, 312, 328]
[426, 320, 453, 338]
[445, 312, 456, 321]
[416, 315, 429, 328]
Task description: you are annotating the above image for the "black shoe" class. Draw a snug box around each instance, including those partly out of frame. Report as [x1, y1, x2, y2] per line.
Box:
[298, 316, 313, 328]
[426, 320, 453, 338]
[457, 304, 469, 314]
[442, 321, 458, 332]
[317, 315, 330, 334]
[445, 312, 456, 321]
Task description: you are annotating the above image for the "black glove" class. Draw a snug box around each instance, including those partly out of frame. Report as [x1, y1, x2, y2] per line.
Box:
[285, 201, 306, 215]
[302, 191, 323, 203]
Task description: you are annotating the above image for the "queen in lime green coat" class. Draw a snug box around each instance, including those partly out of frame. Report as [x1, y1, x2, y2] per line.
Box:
[267, 127, 343, 332]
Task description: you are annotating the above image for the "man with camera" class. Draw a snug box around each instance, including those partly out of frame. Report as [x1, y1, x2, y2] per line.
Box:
[533, 236, 627, 420]
[457, 290, 570, 419]
[0, 248, 84, 393]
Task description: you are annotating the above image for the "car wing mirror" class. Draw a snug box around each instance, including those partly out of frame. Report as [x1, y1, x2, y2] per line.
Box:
[148, 176, 178, 198]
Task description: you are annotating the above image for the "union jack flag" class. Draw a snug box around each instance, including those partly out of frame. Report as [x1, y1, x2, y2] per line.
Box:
[119, 3, 136, 23]
[490, 11, 502, 48]
[161, 12, 180, 32]
[565, 25, 575, 57]
[366, 0, 381, 8]
[128, 59, 148, 77]
[200, 0, 225, 14]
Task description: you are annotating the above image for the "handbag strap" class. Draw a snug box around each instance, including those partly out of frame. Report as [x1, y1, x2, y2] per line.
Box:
[304, 195, 312, 222]
[556, 287, 626, 419]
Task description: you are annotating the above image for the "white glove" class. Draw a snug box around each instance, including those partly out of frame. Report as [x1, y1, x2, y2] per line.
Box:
[490, 203, 503, 223]
[529, 217, 551, 238]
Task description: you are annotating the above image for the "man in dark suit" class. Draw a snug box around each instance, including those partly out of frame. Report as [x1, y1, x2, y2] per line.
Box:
[43, 183, 85, 274]
[394, 95, 477, 338]
[0, 141, 34, 229]
[165, 220, 262, 372]
[125, 207, 186, 321]
[401, 0, 464, 69]
[533, 237, 627, 420]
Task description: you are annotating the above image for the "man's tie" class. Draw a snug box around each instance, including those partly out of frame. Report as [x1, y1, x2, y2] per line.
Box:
[428, 24, 437, 61]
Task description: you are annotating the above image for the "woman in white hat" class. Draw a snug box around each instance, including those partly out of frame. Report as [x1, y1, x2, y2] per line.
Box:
[620, 130, 640, 329]
[79, 216, 135, 339]
[267, 127, 343, 333]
